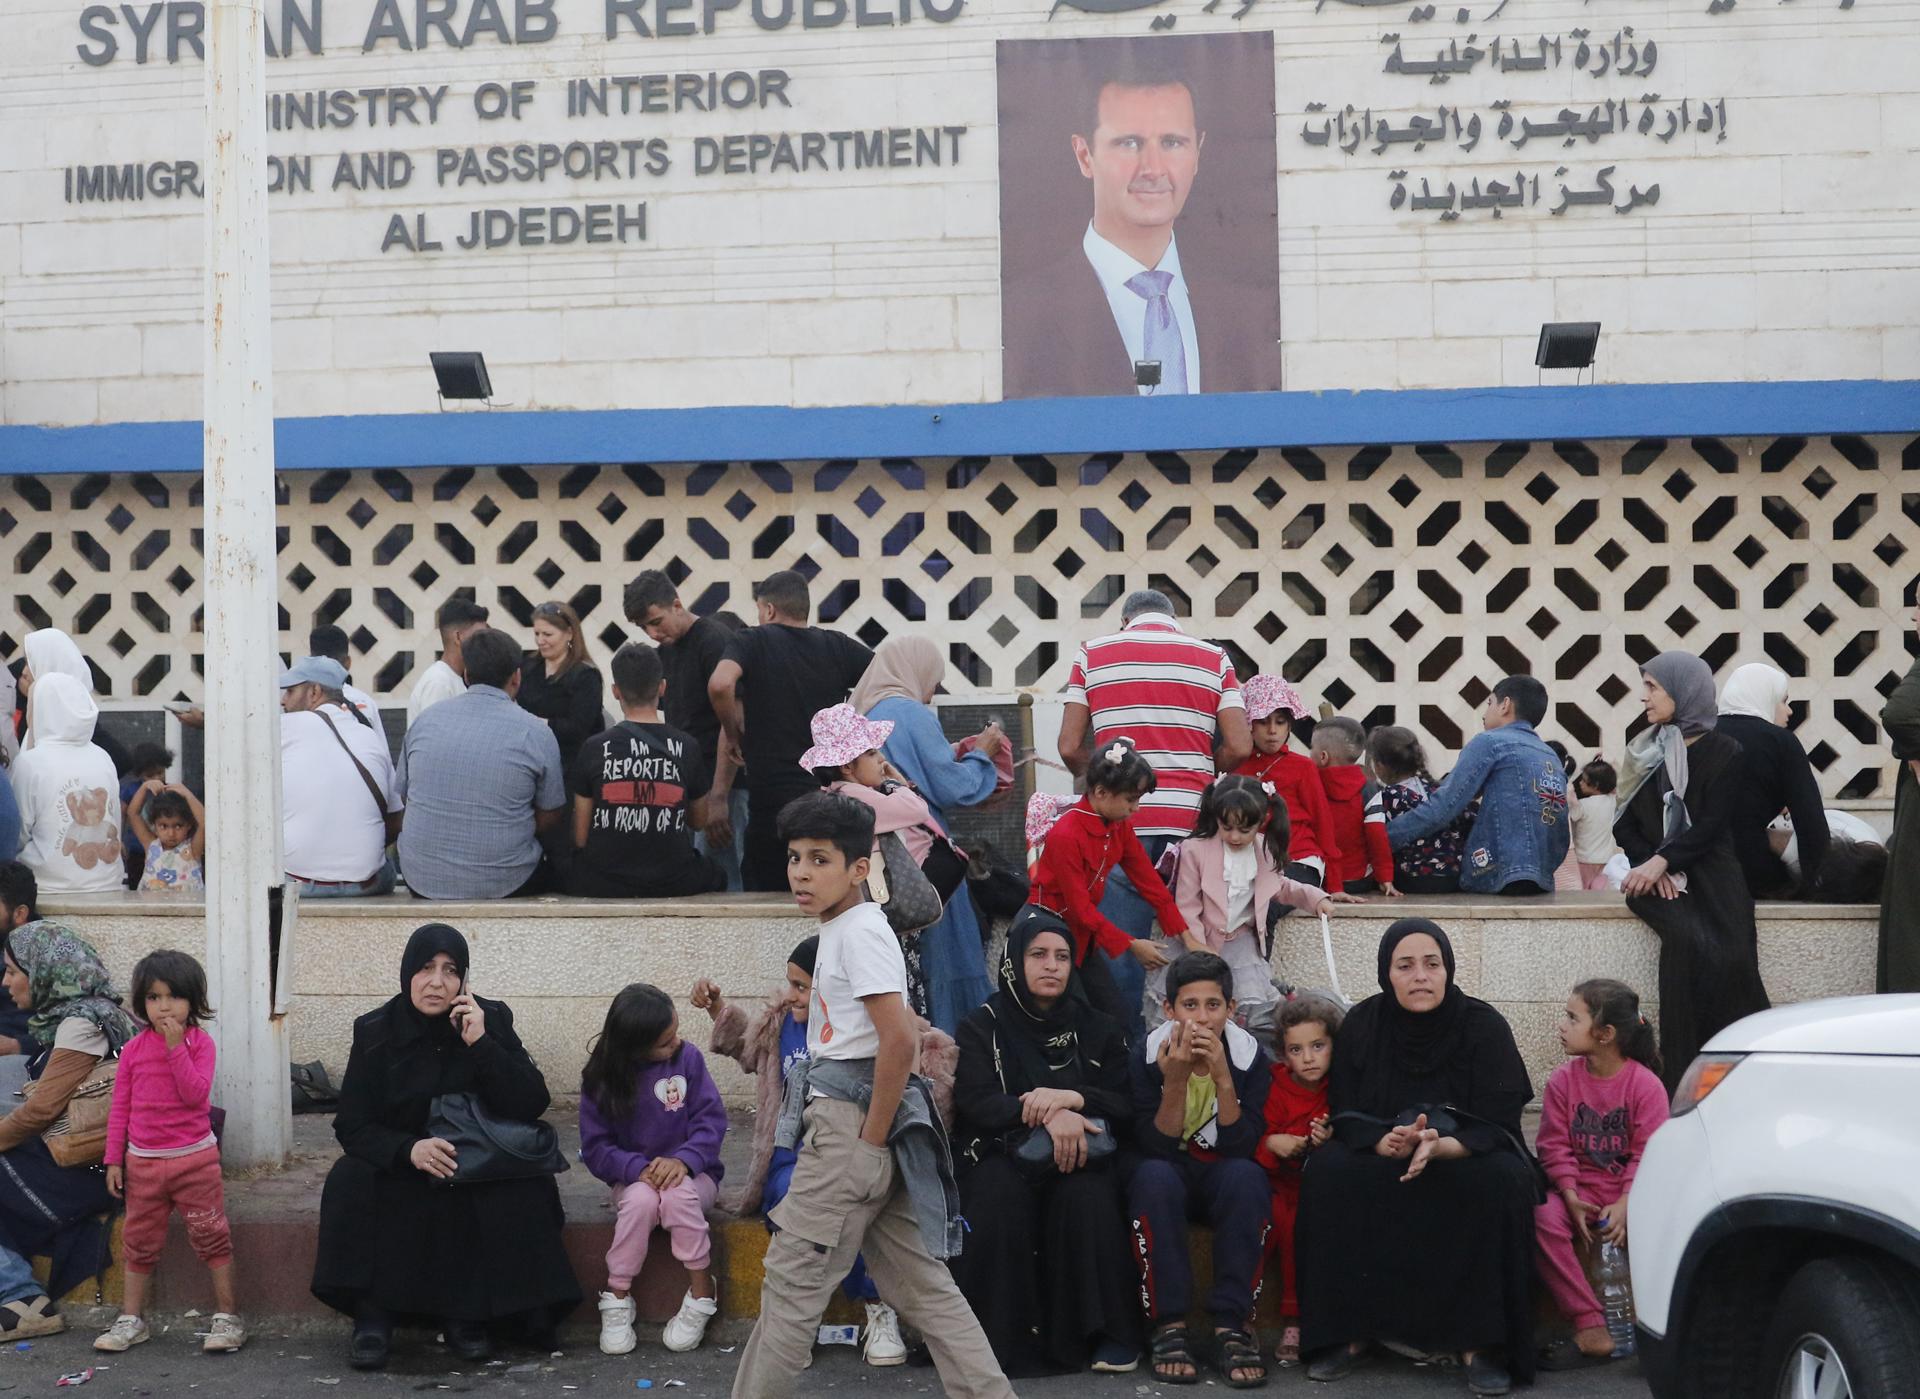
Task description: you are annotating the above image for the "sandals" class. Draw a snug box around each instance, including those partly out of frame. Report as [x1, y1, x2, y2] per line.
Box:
[1275, 1324, 1302, 1366]
[1150, 1324, 1201, 1386]
[1211, 1327, 1268, 1389]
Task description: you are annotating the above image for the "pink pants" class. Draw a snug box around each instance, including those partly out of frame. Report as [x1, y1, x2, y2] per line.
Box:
[1533, 1178, 1626, 1331]
[121, 1144, 231, 1274]
[605, 1173, 718, 1292]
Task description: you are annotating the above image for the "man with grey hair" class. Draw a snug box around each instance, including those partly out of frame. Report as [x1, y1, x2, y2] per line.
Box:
[279, 657, 402, 897]
[1056, 587, 1250, 1036]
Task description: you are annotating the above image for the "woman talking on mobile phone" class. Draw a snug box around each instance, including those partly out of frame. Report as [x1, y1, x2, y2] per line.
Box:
[310, 924, 579, 1371]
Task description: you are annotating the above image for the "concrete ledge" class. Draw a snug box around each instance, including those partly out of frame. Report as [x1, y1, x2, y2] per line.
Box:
[42, 890, 1880, 1102]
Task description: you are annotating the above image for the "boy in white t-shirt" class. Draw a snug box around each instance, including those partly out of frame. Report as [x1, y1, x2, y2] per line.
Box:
[731, 792, 1012, 1399]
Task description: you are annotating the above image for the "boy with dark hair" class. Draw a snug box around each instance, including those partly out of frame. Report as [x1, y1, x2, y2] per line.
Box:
[407, 596, 491, 725]
[708, 573, 873, 893]
[1387, 674, 1571, 895]
[1311, 716, 1395, 896]
[1126, 951, 1274, 1387]
[120, 744, 174, 887]
[0, 863, 38, 1056]
[731, 791, 1012, 1399]
[566, 643, 724, 899]
[310, 625, 381, 726]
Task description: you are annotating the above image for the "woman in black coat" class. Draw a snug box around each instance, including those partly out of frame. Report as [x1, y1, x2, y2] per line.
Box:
[1615, 651, 1771, 1091]
[311, 924, 579, 1370]
[515, 600, 606, 765]
[1296, 919, 1541, 1395]
[949, 917, 1142, 1378]
[1715, 663, 1830, 899]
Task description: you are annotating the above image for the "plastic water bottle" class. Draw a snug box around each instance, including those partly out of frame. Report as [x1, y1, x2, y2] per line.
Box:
[1596, 1237, 1636, 1357]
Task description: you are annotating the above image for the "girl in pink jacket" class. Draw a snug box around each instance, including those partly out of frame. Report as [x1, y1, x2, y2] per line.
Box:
[1154, 775, 1358, 1036]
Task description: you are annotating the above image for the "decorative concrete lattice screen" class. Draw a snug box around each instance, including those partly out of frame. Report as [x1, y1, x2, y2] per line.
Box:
[8, 433, 1916, 798]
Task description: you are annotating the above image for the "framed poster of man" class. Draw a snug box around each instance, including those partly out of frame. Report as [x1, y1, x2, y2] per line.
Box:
[997, 32, 1282, 400]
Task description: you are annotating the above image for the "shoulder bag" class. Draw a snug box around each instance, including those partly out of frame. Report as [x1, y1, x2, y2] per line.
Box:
[424, 1091, 571, 1186]
[315, 709, 390, 819]
[865, 831, 943, 934]
[20, 1058, 118, 1168]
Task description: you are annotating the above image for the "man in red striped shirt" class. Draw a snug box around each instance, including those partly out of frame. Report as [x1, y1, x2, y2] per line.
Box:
[1057, 590, 1250, 1034]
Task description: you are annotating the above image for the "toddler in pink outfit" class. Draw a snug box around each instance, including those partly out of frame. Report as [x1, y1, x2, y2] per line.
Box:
[1534, 978, 1669, 1371]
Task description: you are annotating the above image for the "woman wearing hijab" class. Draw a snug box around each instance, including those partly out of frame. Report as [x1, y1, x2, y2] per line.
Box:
[1297, 919, 1539, 1396]
[18, 631, 128, 776]
[1717, 663, 1830, 899]
[1614, 651, 1770, 1090]
[1880, 590, 1920, 992]
[9, 674, 123, 893]
[0, 921, 138, 1339]
[311, 924, 578, 1371]
[949, 917, 1141, 1378]
[852, 637, 1009, 1034]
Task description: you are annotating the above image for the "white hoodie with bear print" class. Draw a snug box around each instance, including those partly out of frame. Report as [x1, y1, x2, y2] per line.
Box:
[10, 672, 124, 892]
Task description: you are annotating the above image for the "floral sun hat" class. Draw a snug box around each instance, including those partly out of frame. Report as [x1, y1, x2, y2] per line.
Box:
[1241, 673, 1311, 723]
[797, 703, 896, 772]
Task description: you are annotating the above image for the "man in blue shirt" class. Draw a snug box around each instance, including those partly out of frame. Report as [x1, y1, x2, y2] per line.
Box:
[1387, 675, 1570, 895]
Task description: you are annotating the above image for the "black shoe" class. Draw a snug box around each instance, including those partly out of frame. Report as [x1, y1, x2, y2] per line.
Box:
[446, 1319, 493, 1363]
[1467, 1352, 1511, 1396]
[1305, 1344, 1369, 1382]
[349, 1307, 391, 1372]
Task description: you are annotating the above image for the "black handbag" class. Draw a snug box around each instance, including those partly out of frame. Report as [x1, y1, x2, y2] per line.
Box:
[963, 841, 1030, 923]
[425, 1092, 571, 1186]
[919, 829, 969, 903]
[1008, 1116, 1117, 1179]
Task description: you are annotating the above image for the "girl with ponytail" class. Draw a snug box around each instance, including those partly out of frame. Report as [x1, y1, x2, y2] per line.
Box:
[1533, 978, 1671, 1371]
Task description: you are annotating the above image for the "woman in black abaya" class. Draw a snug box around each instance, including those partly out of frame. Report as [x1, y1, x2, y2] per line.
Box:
[948, 917, 1142, 1377]
[1296, 920, 1540, 1396]
[1614, 651, 1771, 1091]
[311, 924, 579, 1371]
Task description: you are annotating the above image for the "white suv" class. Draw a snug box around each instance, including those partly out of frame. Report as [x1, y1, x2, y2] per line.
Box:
[1630, 995, 1920, 1398]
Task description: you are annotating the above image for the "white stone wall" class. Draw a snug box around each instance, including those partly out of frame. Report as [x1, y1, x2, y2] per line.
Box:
[2, 0, 1915, 426]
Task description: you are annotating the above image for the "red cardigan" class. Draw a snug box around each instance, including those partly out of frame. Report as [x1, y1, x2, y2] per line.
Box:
[1028, 800, 1187, 962]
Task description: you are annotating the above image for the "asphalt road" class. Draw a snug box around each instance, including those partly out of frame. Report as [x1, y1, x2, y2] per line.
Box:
[0, 1315, 1652, 1399]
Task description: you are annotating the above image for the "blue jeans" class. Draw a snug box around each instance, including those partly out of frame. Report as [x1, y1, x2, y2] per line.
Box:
[694, 789, 751, 894]
[762, 1158, 878, 1303]
[288, 856, 396, 899]
[0, 1244, 43, 1305]
[1095, 835, 1174, 1044]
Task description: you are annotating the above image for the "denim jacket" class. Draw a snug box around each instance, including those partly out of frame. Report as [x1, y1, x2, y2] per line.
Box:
[1386, 721, 1569, 893]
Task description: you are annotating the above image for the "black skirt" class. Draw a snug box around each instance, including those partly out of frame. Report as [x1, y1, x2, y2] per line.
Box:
[1297, 1141, 1538, 1382]
[949, 1153, 1142, 1377]
[311, 1154, 580, 1331]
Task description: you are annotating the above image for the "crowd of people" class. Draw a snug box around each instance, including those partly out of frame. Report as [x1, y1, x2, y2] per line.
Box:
[0, 581, 1910, 1393]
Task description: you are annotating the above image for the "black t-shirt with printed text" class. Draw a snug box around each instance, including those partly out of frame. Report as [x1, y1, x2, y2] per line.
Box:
[566, 719, 722, 898]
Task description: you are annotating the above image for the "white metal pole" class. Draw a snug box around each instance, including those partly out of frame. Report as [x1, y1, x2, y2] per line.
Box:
[203, 0, 290, 1169]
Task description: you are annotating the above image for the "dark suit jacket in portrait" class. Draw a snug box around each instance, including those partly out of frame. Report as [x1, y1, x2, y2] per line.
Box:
[1002, 244, 1282, 399]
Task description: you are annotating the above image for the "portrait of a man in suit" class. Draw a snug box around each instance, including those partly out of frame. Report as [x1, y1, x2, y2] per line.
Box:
[998, 34, 1281, 400]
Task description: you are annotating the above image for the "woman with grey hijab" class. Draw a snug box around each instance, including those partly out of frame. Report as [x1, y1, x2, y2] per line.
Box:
[1613, 651, 1771, 1091]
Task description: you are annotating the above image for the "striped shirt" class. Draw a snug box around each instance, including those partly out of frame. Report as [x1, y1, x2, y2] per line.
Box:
[1064, 615, 1243, 839]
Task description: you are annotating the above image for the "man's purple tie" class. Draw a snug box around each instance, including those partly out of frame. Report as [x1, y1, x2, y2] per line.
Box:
[1124, 269, 1189, 393]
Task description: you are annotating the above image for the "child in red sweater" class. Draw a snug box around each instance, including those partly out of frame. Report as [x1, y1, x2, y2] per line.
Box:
[98, 950, 243, 1356]
[1254, 995, 1343, 1366]
[1023, 737, 1185, 1030]
[1231, 675, 1340, 890]
[1310, 717, 1398, 896]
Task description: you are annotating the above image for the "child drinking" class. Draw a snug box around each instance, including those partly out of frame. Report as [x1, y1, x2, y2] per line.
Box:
[1363, 727, 1464, 895]
[1534, 979, 1669, 1371]
[126, 782, 206, 892]
[1160, 775, 1350, 1036]
[1231, 674, 1338, 888]
[730, 791, 1013, 1399]
[581, 983, 728, 1357]
[97, 950, 243, 1355]
[1255, 994, 1344, 1366]
[1311, 717, 1396, 895]
[1023, 737, 1184, 1031]
[1569, 761, 1620, 890]
[693, 936, 957, 1368]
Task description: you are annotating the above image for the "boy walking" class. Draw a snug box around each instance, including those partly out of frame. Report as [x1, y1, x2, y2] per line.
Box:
[731, 792, 1014, 1399]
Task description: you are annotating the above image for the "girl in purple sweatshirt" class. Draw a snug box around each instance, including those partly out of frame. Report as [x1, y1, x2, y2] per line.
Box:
[580, 983, 728, 1358]
[1534, 978, 1669, 1372]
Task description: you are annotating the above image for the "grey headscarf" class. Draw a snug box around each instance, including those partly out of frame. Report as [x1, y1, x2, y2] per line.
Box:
[1616, 650, 1719, 841]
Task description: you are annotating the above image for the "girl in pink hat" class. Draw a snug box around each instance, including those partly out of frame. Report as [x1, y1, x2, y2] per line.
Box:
[1230, 675, 1342, 892]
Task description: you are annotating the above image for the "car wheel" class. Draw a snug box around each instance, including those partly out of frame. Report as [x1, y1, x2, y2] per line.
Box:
[1761, 1257, 1920, 1399]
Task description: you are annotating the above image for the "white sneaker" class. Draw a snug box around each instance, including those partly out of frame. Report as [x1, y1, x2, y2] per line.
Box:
[862, 1302, 906, 1367]
[202, 1313, 247, 1354]
[661, 1291, 717, 1353]
[94, 1314, 149, 1352]
[598, 1292, 637, 1356]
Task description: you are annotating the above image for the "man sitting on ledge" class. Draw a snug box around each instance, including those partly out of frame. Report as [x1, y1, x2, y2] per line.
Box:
[396, 627, 566, 900]
[1385, 675, 1570, 897]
